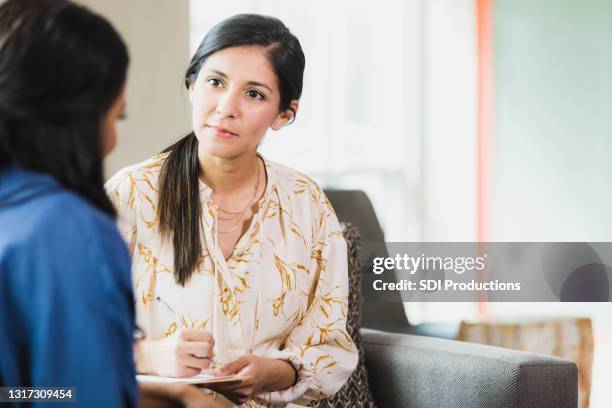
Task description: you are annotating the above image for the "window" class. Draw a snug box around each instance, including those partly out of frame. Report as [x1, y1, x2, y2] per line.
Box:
[190, 0, 478, 322]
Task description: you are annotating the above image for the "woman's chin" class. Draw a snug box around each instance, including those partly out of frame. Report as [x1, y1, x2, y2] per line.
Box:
[197, 142, 248, 161]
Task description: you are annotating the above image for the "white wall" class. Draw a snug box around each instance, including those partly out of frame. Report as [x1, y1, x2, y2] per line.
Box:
[422, 0, 477, 242]
[76, 0, 192, 178]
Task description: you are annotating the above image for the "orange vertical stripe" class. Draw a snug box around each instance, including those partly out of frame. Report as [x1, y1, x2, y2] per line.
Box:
[476, 0, 493, 243]
[476, 0, 494, 318]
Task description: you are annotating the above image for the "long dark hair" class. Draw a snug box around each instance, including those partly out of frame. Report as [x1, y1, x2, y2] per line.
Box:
[0, 0, 128, 217]
[158, 14, 305, 285]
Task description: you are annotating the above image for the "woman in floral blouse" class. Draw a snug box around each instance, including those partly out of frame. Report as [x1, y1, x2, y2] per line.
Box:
[106, 14, 357, 407]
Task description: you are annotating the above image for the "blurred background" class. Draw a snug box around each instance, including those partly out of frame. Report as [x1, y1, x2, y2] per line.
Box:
[79, 0, 611, 405]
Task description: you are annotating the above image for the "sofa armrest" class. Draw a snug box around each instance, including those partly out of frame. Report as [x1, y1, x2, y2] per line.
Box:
[361, 328, 577, 408]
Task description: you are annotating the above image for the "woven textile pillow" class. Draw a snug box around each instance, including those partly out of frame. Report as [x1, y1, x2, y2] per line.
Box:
[311, 223, 377, 408]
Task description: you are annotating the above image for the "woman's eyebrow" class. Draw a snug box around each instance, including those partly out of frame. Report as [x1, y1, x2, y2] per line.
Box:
[207, 69, 273, 93]
[210, 69, 228, 78]
[246, 80, 273, 93]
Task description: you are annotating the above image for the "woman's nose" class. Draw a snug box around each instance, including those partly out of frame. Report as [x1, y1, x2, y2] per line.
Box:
[215, 91, 240, 119]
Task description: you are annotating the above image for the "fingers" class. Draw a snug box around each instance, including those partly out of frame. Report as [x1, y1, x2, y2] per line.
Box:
[206, 368, 255, 406]
[147, 331, 216, 378]
[174, 364, 201, 378]
[181, 354, 212, 371]
[179, 329, 214, 345]
[174, 330, 215, 372]
[179, 340, 214, 360]
[175, 341, 213, 372]
[214, 355, 250, 376]
[206, 372, 253, 393]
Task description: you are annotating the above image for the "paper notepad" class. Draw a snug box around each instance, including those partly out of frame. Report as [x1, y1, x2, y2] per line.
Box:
[136, 373, 246, 385]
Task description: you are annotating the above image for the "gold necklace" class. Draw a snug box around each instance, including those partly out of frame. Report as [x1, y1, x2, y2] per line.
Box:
[216, 211, 242, 221]
[213, 158, 261, 234]
[216, 166, 260, 215]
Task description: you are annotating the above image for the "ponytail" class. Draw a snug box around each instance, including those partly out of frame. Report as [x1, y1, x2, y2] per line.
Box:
[157, 133, 202, 286]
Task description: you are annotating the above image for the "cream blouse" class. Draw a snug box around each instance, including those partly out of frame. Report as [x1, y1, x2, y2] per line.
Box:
[105, 153, 357, 407]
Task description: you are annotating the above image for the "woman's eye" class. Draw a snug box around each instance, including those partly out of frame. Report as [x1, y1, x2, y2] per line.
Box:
[207, 78, 223, 87]
[247, 90, 265, 100]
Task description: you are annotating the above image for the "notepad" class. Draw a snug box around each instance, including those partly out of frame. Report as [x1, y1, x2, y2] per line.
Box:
[136, 373, 247, 385]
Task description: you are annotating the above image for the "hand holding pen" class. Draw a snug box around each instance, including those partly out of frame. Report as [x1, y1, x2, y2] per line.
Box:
[156, 296, 218, 366]
[135, 296, 217, 377]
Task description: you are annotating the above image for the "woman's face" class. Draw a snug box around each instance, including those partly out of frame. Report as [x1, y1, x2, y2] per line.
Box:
[101, 85, 127, 157]
[189, 45, 296, 160]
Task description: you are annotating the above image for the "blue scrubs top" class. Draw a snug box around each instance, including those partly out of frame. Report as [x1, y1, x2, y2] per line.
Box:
[0, 167, 137, 407]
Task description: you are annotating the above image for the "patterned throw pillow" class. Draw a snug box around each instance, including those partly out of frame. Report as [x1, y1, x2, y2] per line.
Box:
[312, 223, 377, 408]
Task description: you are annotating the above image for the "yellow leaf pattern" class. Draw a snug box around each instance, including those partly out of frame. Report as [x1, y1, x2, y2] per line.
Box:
[105, 153, 357, 406]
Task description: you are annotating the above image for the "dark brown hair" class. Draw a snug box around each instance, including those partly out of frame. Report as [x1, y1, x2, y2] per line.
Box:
[0, 0, 128, 217]
[157, 14, 305, 285]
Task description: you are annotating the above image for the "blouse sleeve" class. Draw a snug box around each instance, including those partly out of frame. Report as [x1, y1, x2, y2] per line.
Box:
[105, 170, 138, 257]
[263, 192, 358, 404]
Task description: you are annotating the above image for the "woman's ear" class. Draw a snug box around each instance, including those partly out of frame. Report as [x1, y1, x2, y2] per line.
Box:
[188, 83, 194, 103]
[287, 100, 300, 122]
[272, 100, 300, 130]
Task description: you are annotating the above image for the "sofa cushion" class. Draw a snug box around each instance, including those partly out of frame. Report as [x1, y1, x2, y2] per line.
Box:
[312, 223, 377, 408]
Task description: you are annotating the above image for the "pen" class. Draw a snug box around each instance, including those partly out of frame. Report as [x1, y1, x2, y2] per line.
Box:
[156, 296, 217, 366]
[156, 296, 187, 328]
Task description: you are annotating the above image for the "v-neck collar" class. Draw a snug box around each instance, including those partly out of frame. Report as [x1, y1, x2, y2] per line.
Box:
[198, 154, 275, 291]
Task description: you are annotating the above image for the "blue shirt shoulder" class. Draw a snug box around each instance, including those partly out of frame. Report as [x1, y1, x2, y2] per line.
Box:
[0, 168, 137, 408]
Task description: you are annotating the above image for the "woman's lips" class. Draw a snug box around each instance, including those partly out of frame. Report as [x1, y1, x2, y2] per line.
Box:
[206, 125, 238, 139]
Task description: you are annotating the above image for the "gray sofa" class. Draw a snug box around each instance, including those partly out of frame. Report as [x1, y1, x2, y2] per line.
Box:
[324, 189, 579, 408]
[361, 328, 577, 408]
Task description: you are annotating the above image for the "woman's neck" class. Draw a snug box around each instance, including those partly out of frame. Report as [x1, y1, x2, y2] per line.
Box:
[198, 152, 260, 195]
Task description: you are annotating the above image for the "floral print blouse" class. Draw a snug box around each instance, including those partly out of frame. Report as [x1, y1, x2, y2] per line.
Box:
[105, 153, 357, 407]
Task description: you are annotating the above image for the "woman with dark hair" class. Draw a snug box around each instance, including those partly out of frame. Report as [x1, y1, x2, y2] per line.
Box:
[107, 13, 357, 407]
[0, 0, 136, 405]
